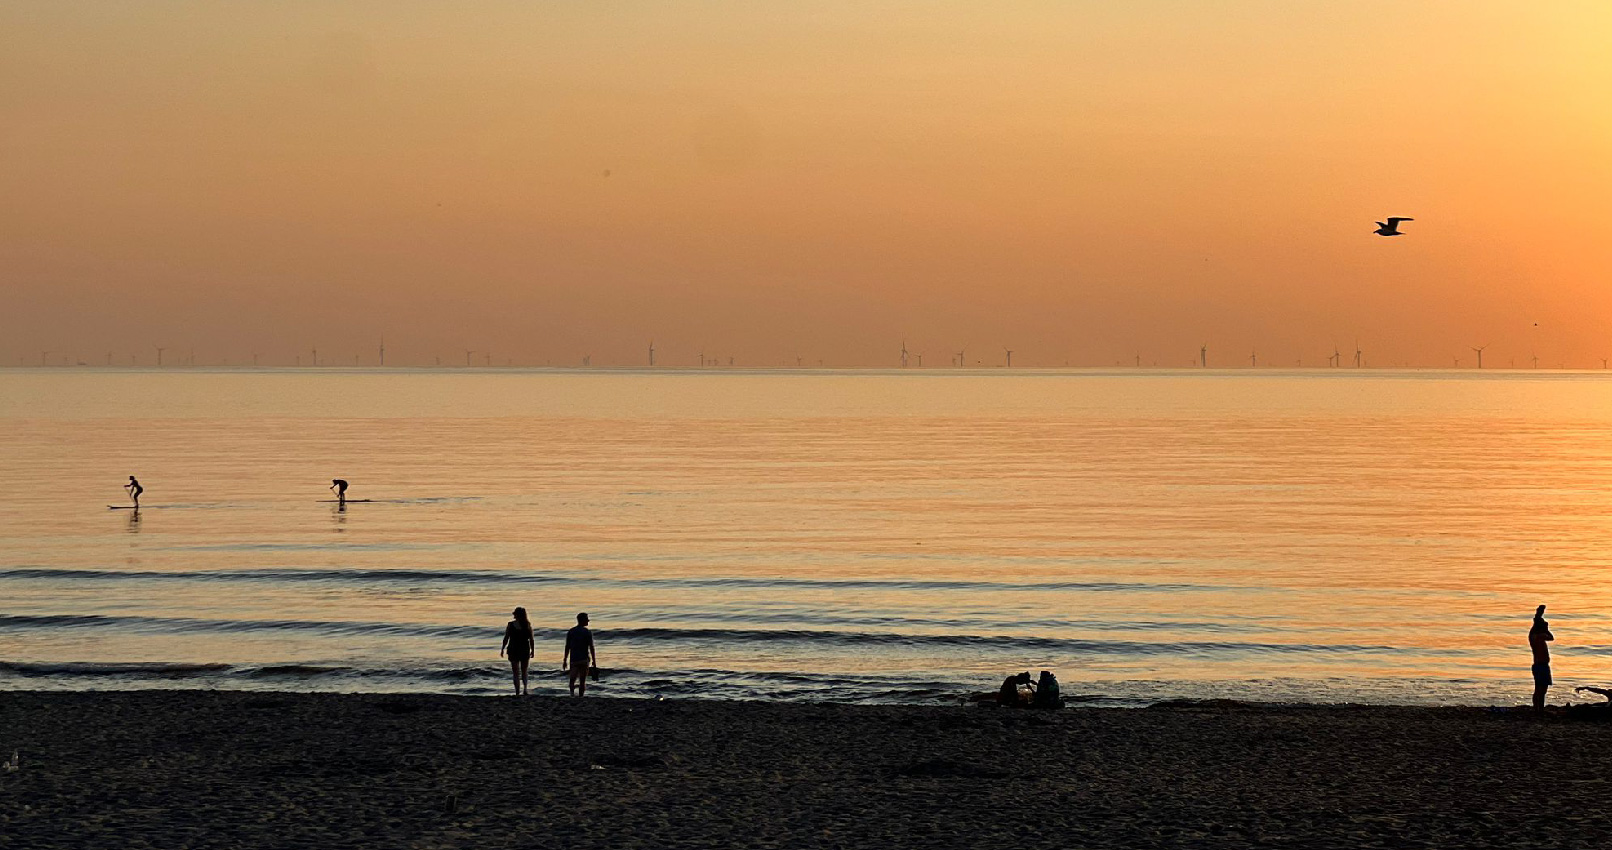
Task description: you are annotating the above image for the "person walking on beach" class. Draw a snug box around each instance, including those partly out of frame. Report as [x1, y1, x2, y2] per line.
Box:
[500, 607, 534, 696]
[563, 613, 596, 697]
[329, 479, 348, 504]
[124, 476, 143, 508]
[1531, 604, 1554, 713]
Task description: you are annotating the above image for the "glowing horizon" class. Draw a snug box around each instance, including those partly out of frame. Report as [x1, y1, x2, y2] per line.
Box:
[4, 2, 1610, 368]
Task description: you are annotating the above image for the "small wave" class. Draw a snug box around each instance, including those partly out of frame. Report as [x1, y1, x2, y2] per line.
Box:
[0, 567, 566, 585]
[245, 664, 351, 678]
[0, 661, 232, 678]
[0, 614, 1436, 656]
[0, 567, 1229, 595]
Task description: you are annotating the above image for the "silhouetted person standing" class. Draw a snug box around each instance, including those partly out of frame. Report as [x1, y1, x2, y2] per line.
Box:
[330, 479, 348, 504]
[1531, 604, 1554, 713]
[563, 613, 596, 697]
[500, 607, 534, 696]
[124, 476, 143, 508]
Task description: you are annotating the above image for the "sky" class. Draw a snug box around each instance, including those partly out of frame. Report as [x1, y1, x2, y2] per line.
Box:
[3, 2, 1610, 368]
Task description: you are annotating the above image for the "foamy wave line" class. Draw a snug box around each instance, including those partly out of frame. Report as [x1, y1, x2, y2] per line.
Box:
[0, 660, 1010, 704]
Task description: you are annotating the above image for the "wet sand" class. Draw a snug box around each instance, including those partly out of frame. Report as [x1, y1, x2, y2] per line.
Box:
[3, 690, 1611, 848]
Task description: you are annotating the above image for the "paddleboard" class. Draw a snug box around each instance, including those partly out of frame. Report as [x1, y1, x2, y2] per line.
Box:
[320, 499, 373, 503]
[108, 505, 140, 510]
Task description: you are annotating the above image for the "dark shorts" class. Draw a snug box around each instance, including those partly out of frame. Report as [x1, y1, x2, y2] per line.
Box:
[1533, 663, 1552, 687]
[508, 652, 529, 664]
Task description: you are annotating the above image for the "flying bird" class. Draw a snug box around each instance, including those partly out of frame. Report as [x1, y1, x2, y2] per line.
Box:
[1374, 217, 1413, 236]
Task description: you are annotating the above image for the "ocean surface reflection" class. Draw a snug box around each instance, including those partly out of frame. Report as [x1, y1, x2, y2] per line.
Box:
[3, 368, 1612, 705]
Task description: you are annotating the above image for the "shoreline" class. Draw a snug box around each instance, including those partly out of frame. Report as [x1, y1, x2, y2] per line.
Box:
[5, 690, 1612, 848]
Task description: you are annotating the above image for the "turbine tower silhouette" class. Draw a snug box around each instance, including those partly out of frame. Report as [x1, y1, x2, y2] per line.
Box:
[900, 340, 909, 368]
[1354, 341, 1362, 368]
[1472, 344, 1488, 369]
[648, 341, 655, 367]
[1003, 347, 1013, 368]
[1199, 344, 1207, 368]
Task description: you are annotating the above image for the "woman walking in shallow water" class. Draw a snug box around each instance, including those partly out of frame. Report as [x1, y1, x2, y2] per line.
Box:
[500, 607, 534, 696]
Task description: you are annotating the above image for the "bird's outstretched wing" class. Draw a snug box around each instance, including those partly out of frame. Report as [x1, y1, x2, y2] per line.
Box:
[1386, 217, 1413, 225]
[1375, 221, 1389, 229]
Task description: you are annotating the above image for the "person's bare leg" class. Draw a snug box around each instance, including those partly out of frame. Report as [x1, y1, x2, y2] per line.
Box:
[1534, 683, 1547, 712]
[518, 658, 529, 695]
[509, 658, 521, 695]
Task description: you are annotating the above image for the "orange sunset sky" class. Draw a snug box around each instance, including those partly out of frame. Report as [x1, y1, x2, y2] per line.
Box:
[3, 2, 1609, 368]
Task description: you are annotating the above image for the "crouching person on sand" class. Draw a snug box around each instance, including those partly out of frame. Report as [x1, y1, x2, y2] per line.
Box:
[997, 672, 1035, 707]
[1032, 670, 1062, 709]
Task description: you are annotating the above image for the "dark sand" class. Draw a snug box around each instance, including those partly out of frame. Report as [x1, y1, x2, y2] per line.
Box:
[4, 691, 1612, 848]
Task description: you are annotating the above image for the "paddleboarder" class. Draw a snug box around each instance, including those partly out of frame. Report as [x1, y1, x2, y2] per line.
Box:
[124, 476, 143, 508]
[330, 479, 349, 504]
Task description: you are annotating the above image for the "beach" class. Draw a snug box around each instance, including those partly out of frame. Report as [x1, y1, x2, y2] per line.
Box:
[4, 691, 1611, 848]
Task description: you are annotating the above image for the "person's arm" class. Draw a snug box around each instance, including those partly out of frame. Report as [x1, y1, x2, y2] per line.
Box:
[588, 635, 597, 668]
[500, 629, 509, 658]
[562, 643, 571, 670]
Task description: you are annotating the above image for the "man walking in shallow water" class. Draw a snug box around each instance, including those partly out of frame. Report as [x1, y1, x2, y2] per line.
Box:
[563, 613, 596, 697]
[1531, 604, 1554, 713]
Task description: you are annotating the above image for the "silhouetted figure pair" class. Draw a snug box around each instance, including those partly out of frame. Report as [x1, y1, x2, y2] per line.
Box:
[996, 670, 1062, 708]
[500, 607, 534, 695]
[1531, 604, 1554, 713]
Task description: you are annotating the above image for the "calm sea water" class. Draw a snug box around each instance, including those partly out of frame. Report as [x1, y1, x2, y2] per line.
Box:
[3, 368, 1612, 706]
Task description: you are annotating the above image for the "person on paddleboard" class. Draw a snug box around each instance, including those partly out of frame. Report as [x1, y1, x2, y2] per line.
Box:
[124, 476, 143, 508]
[330, 479, 349, 504]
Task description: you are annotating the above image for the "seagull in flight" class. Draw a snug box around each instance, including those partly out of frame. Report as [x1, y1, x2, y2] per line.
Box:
[1374, 217, 1413, 236]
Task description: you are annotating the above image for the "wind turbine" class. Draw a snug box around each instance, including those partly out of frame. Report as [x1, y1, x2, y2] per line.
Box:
[464, 349, 474, 367]
[1472, 344, 1489, 369]
[155, 347, 165, 367]
[39, 351, 49, 367]
[1532, 352, 1540, 369]
[311, 348, 319, 367]
[378, 337, 386, 367]
[1003, 347, 1013, 368]
[955, 347, 966, 368]
[1249, 350, 1257, 368]
[1354, 341, 1362, 368]
[1199, 344, 1207, 368]
[900, 339, 909, 368]
[915, 353, 923, 367]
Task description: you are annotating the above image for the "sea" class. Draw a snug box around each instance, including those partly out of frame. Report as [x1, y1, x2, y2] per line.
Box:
[3, 368, 1610, 707]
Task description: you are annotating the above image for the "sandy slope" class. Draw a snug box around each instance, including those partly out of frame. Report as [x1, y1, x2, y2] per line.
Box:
[2, 691, 1611, 848]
